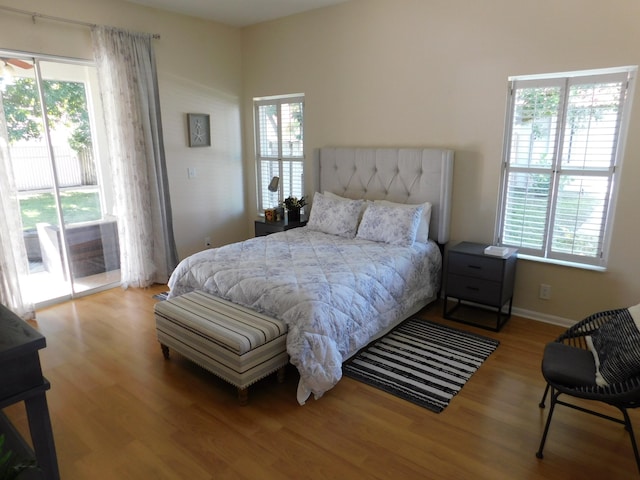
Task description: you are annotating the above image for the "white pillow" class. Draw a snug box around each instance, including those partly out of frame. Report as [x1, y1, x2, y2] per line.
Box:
[374, 200, 432, 243]
[324, 191, 370, 222]
[356, 203, 424, 246]
[307, 192, 364, 238]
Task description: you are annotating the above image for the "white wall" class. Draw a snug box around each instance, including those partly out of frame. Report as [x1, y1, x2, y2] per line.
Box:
[3, 0, 640, 320]
[242, 0, 640, 320]
[0, 0, 246, 260]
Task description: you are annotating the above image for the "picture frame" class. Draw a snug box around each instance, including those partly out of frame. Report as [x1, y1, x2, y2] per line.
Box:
[187, 113, 211, 147]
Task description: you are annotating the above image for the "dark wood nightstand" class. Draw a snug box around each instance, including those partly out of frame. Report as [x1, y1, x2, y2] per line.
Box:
[254, 216, 307, 236]
[443, 241, 518, 331]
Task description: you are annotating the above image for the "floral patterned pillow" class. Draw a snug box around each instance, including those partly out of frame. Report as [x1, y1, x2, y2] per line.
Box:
[374, 200, 432, 243]
[356, 203, 424, 246]
[306, 192, 364, 238]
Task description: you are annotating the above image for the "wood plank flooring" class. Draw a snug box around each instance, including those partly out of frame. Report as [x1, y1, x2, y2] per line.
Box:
[4, 285, 638, 479]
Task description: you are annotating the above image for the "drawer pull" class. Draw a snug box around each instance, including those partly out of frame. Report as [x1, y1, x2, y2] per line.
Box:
[466, 286, 480, 291]
[468, 265, 482, 270]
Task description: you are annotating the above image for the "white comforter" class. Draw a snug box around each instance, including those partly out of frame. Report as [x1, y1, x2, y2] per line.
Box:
[167, 227, 442, 404]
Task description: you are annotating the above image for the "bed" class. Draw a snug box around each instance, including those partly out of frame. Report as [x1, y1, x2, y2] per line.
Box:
[167, 147, 454, 404]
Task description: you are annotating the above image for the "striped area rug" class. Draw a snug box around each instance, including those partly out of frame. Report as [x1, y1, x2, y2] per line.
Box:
[343, 318, 499, 413]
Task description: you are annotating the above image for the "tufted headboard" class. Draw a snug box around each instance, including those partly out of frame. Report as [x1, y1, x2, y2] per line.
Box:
[314, 147, 454, 245]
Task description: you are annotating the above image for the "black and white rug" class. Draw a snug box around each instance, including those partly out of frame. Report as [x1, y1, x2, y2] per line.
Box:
[343, 318, 499, 413]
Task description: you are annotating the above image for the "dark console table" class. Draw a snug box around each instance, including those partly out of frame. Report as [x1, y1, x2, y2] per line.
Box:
[0, 304, 59, 479]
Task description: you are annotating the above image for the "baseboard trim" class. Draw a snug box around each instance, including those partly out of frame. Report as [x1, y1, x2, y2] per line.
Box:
[512, 307, 575, 328]
[437, 295, 576, 329]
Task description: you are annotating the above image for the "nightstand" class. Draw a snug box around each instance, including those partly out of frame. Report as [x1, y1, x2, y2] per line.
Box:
[254, 215, 307, 236]
[443, 241, 518, 331]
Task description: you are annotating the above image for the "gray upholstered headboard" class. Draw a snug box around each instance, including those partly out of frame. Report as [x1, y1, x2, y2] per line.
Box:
[314, 147, 454, 244]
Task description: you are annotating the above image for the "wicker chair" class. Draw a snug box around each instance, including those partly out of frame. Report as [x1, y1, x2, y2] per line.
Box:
[536, 308, 640, 473]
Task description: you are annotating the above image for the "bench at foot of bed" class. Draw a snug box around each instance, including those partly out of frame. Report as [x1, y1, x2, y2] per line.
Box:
[154, 290, 289, 405]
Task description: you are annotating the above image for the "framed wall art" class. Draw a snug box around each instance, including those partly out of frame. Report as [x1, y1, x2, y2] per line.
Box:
[187, 113, 211, 147]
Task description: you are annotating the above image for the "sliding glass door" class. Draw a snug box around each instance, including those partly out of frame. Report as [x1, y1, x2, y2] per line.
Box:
[0, 52, 119, 306]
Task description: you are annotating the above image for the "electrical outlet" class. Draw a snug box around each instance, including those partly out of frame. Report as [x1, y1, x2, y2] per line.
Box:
[539, 284, 551, 300]
[204, 236, 211, 247]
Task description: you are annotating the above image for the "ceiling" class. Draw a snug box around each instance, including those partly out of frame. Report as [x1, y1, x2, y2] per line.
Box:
[126, 0, 349, 27]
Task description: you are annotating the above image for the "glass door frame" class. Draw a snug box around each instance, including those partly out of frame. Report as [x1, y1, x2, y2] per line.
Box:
[1, 48, 120, 308]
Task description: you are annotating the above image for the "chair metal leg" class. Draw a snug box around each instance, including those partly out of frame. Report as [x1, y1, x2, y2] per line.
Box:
[539, 383, 550, 408]
[536, 387, 558, 459]
[537, 389, 640, 471]
[620, 408, 640, 474]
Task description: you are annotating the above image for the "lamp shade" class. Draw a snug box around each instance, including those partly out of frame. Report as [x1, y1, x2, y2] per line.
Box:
[268, 176, 279, 192]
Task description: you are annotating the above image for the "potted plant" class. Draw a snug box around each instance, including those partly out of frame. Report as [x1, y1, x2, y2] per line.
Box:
[282, 196, 306, 221]
[0, 434, 38, 480]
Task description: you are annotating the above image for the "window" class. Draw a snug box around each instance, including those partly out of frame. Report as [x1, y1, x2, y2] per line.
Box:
[495, 67, 636, 269]
[254, 94, 304, 212]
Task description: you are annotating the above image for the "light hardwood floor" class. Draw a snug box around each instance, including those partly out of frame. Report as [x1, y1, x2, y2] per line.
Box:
[5, 285, 638, 479]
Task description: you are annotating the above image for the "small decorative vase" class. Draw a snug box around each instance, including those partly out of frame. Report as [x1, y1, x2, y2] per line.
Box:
[288, 208, 301, 222]
[275, 206, 285, 222]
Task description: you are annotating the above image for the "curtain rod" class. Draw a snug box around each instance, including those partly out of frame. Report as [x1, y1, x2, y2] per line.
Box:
[0, 5, 161, 39]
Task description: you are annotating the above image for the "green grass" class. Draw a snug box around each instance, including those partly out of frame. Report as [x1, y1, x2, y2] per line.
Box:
[19, 190, 102, 231]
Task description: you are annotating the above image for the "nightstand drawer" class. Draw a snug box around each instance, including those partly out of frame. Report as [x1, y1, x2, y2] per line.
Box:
[443, 241, 518, 331]
[448, 252, 503, 281]
[446, 274, 503, 305]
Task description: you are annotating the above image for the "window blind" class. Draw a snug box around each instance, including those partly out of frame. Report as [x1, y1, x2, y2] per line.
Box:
[497, 68, 635, 267]
[255, 95, 304, 211]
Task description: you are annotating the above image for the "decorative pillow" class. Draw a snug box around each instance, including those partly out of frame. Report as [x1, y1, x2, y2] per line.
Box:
[356, 203, 423, 246]
[374, 200, 432, 243]
[324, 191, 370, 224]
[306, 192, 363, 238]
[586, 303, 640, 386]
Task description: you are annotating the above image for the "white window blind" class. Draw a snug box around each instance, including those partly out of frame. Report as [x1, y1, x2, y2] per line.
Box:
[496, 67, 636, 268]
[254, 95, 304, 211]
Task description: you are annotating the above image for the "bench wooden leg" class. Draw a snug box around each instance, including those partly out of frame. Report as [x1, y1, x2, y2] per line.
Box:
[277, 366, 286, 384]
[160, 343, 170, 359]
[238, 388, 249, 406]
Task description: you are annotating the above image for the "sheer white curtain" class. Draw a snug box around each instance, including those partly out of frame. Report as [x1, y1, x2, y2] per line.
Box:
[91, 26, 178, 288]
[0, 97, 35, 319]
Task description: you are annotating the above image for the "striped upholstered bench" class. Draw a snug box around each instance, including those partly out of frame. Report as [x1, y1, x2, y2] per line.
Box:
[154, 290, 288, 405]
